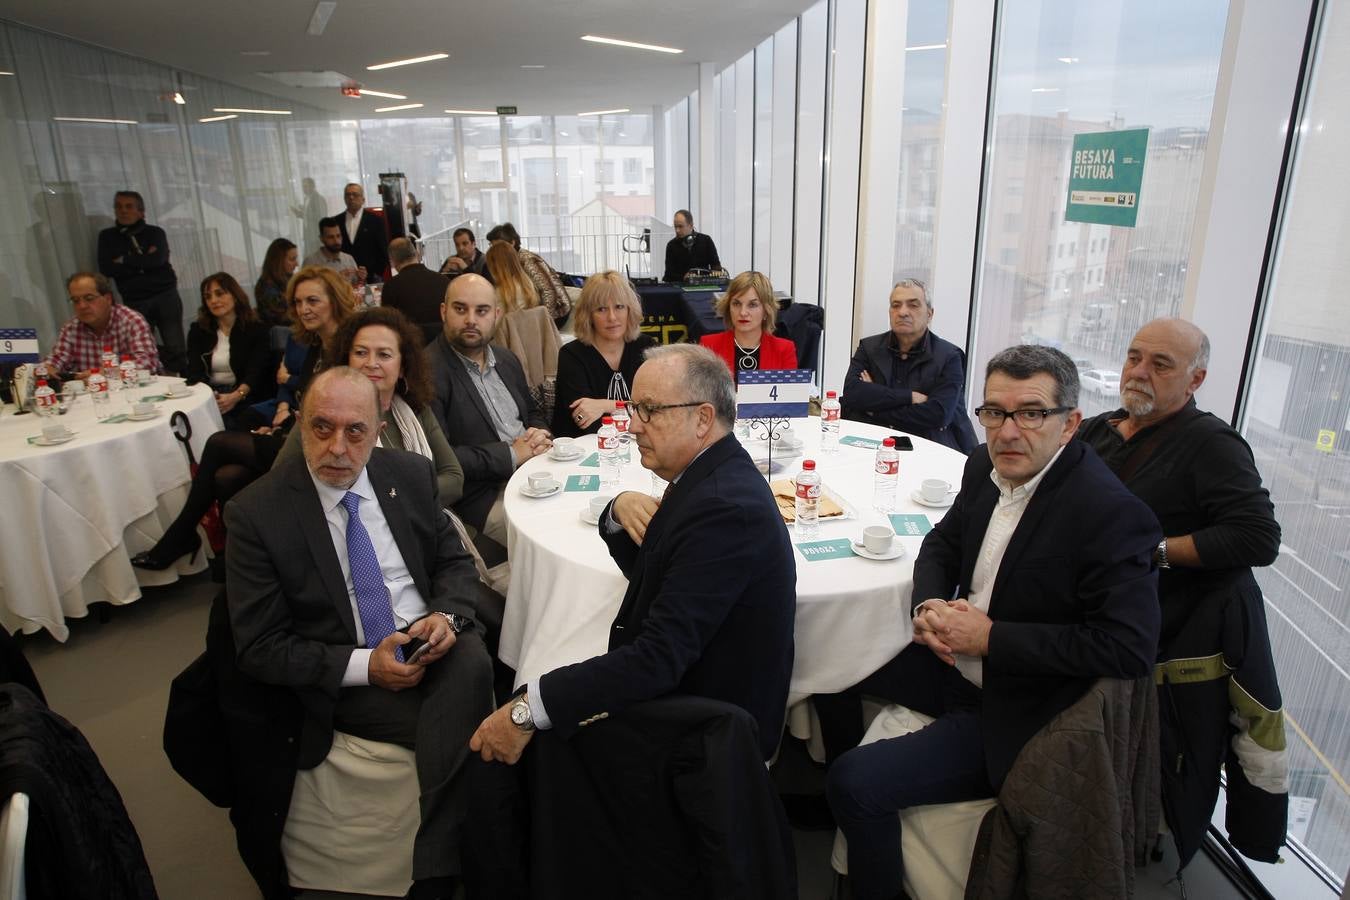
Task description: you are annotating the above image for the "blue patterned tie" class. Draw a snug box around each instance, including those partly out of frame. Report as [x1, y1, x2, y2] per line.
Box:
[340, 491, 402, 662]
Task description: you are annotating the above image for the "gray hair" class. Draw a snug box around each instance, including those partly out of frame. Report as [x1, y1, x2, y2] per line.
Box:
[986, 344, 1080, 408]
[892, 278, 932, 310]
[644, 343, 736, 428]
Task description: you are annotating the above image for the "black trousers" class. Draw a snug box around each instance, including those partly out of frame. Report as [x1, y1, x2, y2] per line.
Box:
[333, 630, 496, 880]
[125, 286, 186, 373]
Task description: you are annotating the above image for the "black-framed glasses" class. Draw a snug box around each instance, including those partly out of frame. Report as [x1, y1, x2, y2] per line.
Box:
[974, 406, 1072, 430]
[629, 400, 705, 423]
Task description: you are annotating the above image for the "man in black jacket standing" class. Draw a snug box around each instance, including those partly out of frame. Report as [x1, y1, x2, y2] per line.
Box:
[662, 209, 721, 282]
[97, 190, 186, 372]
[1078, 317, 1286, 868]
[339, 182, 390, 282]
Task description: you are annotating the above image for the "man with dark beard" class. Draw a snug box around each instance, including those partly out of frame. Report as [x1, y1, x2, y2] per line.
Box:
[1078, 317, 1288, 870]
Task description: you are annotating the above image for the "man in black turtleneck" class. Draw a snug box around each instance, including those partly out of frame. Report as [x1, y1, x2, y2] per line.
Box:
[97, 190, 186, 373]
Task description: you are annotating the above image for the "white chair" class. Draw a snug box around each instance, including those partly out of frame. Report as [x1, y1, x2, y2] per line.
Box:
[281, 733, 420, 898]
[0, 792, 29, 900]
[830, 706, 996, 900]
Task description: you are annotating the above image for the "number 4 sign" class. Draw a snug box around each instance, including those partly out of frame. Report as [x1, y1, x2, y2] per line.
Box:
[736, 369, 814, 419]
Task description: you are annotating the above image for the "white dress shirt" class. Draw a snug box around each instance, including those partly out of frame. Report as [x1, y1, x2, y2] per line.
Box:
[955, 444, 1065, 688]
[308, 466, 429, 686]
[345, 208, 363, 244]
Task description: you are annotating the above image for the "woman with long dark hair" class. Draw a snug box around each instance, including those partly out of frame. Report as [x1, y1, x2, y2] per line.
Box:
[253, 238, 298, 327]
[185, 272, 270, 430]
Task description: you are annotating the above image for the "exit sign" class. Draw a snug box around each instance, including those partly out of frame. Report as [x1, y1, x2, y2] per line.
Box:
[496, 106, 517, 115]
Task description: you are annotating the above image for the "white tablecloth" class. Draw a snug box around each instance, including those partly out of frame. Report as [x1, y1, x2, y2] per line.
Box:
[499, 418, 968, 703]
[0, 380, 223, 640]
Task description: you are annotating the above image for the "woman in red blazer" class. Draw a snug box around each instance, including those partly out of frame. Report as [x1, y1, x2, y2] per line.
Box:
[699, 270, 798, 379]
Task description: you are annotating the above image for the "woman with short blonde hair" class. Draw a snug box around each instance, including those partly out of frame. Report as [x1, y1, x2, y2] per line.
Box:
[551, 270, 655, 436]
[701, 270, 797, 379]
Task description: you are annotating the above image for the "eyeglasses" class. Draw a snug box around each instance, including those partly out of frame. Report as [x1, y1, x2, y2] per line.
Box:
[628, 400, 705, 423]
[973, 406, 1072, 430]
[69, 293, 103, 305]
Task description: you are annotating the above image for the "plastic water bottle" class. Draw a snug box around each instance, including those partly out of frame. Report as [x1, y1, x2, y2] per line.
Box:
[612, 400, 632, 464]
[820, 390, 841, 453]
[795, 460, 821, 538]
[101, 346, 119, 394]
[88, 370, 111, 418]
[873, 437, 899, 512]
[119, 354, 137, 390]
[33, 379, 57, 417]
[598, 415, 620, 488]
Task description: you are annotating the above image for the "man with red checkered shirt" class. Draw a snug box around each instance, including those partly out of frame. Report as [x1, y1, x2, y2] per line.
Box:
[46, 272, 160, 380]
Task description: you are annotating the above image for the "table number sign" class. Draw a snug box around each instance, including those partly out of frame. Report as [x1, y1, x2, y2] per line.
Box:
[565, 474, 600, 492]
[889, 514, 932, 537]
[0, 328, 40, 364]
[736, 369, 814, 419]
[794, 538, 855, 562]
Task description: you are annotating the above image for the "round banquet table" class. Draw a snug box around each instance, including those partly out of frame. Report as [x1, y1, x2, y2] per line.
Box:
[499, 418, 968, 709]
[0, 379, 224, 640]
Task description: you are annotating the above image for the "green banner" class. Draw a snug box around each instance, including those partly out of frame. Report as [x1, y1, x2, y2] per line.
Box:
[1065, 128, 1149, 227]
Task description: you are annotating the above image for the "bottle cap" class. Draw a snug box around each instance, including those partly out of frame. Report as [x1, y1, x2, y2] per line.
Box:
[121, 354, 132, 361]
[826, 391, 837, 398]
[615, 400, 625, 409]
[602, 415, 614, 425]
[883, 437, 896, 447]
[802, 459, 816, 470]
[36, 379, 48, 386]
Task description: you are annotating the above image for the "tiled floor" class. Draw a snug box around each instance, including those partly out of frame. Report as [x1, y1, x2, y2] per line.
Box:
[21, 573, 1263, 899]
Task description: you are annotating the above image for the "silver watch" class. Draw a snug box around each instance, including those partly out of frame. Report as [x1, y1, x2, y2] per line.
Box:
[510, 694, 536, 732]
[1156, 539, 1170, 569]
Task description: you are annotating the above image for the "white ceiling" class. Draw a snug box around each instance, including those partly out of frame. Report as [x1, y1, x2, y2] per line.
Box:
[0, 0, 818, 116]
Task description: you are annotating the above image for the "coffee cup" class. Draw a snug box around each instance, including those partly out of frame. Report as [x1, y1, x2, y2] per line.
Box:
[527, 472, 557, 493]
[41, 423, 70, 440]
[862, 525, 893, 555]
[921, 478, 951, 504]
[553, 436, 576, 456]
[589, 495, 611, 520]
[136, 368, 151, 386]
[133, 401, 156, 417]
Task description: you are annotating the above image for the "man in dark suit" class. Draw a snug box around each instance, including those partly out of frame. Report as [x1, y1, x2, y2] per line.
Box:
[823, 345, 1161, 900]
[382, 237, 450, 343]
[339, 182, 390, 282]
[469, 343, 796, 764]
[662, 209, 721, 282]
[426, 273, 552, 544]
[226, 366, 494, 899]
[841, 278, 977, 453]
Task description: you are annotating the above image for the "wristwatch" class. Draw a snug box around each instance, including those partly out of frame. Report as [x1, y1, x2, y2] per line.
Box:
[1156, 539, 1170, 570]
[435, 611, 471, 634]
[510, 693, 536, 732]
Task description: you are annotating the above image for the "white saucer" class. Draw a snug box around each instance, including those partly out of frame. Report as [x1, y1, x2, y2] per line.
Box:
[32, 432, 77, 446]
[851, 541, 907, 561]
[548, 449, 585, 462]
[520, 481, 562, 499]
[126, 410, 161, 421]
[579, 508, 602, 526]
[910, 490, 954, 509]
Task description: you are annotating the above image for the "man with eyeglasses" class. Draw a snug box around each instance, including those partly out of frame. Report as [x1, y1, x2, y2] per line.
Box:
[338, 183, 390, 283]
[469, 343, 795, 771]
[1078, 318, 1286, 870]
[46, 271, 161, 379]
[823, 344, 1161, 900]
[841, 279, 977, 453]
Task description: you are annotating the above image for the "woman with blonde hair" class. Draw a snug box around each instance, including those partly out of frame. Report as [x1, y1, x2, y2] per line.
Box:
[552, 270, 654, 436]
[700, 270, 797, 379]
[484, 241, 540, 314]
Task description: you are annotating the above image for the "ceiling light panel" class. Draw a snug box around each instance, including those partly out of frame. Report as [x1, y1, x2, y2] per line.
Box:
[580, 35, 682, 54]
[375, 102, 423, 112]
[367, 52, 448, 71]
[358, 89, 406, 100]
[579, 107, 629, 116]
[444, 108, 496, 115]
[213, 107, 292, 114]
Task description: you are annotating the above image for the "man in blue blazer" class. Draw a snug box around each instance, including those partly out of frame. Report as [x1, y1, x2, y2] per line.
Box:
[841, 279, 977, 452]
[825, 345, 1162, 900]
[469, 343, 796, 763]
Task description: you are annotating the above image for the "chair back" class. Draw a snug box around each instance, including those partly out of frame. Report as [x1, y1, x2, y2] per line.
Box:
[0, 792, 27, 900]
